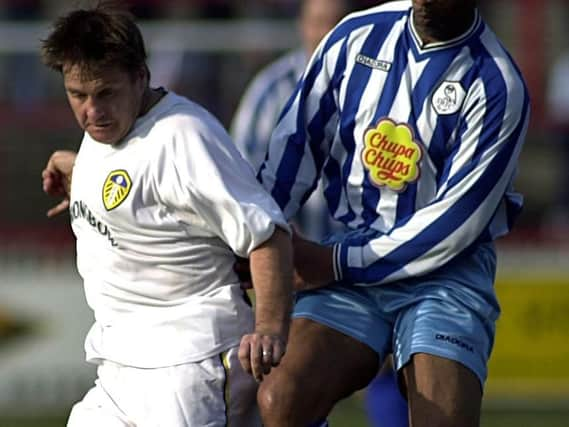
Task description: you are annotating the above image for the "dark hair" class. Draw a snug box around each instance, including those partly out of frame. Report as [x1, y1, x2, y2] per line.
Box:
[41, 1, 148, 79]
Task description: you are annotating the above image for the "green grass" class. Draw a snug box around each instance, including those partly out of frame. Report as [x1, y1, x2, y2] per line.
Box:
[329, 395, 569, 427]
[1, 398, 568, 427]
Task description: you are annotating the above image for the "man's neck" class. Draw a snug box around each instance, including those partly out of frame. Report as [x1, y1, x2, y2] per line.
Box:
[139, 87, 166, 117]
[413, 8, 476, 46]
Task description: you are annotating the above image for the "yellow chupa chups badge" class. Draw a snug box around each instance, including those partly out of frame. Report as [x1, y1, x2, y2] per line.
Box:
[102, 169, 132, 211]
[361, 118, 423, 192]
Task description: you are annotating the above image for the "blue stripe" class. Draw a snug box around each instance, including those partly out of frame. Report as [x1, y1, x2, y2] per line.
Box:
[443, 39, 510, 193]
[335, 22, 396, 225]
[436, 113, 469, 189]
[276, 73, 304, 126]
[267, 58, 325, 210]
[394, 41, 461, 226]
[302, 41, 349, 211]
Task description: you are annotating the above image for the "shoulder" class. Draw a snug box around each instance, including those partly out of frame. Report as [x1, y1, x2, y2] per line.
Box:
[149, 93, 232, 161]
[471, 24, 528, 100]
[322, 1, 411, 52]
[155, 92, 227, 139]
[246, 50, 306, 97]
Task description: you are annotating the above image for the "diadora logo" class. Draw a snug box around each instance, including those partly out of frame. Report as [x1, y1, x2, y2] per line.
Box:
[432, 81, 466, 115]
[361, 118, 423, 192]
[355, 53, 391, 72]
[102, 169, 132, 211]
[435, 333, 474, 353]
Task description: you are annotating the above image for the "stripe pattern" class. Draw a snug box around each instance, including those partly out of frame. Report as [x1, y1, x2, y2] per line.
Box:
[259, 0, 530, 286]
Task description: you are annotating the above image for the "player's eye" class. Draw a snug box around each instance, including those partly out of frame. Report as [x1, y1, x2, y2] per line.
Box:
[69, 91, 86, 100]
[99, 89, 114, 98]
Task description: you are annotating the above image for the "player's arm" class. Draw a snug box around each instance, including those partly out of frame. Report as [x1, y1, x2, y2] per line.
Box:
[161, 115, 295, 381]
[41, 150, 77, 217]
[239, 226, 293, 382]
[258, 26, 342, 220]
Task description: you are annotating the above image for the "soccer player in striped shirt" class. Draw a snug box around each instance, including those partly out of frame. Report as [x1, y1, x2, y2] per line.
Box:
[253, 1, 530, 426]
[232, 1, 408, 426]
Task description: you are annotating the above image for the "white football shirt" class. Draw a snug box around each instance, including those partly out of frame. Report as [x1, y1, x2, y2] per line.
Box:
[70, 91, 289, 368]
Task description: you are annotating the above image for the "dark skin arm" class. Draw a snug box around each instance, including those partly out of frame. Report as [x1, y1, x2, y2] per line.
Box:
[290, 227, 334, 290]
[235, 226, 335, 292]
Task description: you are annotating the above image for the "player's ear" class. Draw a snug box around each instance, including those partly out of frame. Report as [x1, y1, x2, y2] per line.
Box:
[135, 65, 149, 88]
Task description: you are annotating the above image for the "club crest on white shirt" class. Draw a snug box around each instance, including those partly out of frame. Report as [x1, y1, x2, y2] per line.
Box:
[102, 169, 132, 211]
[432, 81, 466, 115]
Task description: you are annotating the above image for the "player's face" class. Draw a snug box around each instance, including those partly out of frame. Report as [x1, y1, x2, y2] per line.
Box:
[412, 0, 476, 25]
[300, 0, 347, 54]
[63, 64, 146, 145]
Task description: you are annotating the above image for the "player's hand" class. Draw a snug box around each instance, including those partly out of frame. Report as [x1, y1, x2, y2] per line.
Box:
[233, 256, 252, 290]
[41, 150, 77, 217]
[292, 227, 335, 290]
[238, 332, 287, 382]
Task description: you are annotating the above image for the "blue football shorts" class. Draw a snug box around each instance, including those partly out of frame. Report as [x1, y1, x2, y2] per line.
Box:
[293, 241, 500, 387]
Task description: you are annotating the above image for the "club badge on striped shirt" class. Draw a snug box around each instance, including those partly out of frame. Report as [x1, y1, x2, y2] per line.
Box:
[102, 169, 132, 211]
[361, 118, 423, 192]
[432, 81, 466, 115]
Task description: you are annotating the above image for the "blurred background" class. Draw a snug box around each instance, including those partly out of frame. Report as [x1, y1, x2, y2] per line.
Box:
[0, 0, 568, 426]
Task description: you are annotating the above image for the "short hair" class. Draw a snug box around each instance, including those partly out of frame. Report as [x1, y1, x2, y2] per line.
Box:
[41, 1, 147, 79]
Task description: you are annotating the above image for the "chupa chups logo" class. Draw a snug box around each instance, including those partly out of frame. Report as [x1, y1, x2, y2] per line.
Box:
[361, 118, 423, 192]
[102, 169, 132, 211]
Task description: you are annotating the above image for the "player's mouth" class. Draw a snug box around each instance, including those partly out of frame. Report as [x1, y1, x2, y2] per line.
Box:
[86, 122, 119, 143]
[89, 122, 113, 130]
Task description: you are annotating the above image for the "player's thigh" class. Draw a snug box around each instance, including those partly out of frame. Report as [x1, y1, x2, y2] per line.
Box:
[222, 346, 262, 427]
[392, 287, 495, 426]
[96, 348, 260, 427]
[259, 317, 380, 416]
[265, 283, 393, 409]
[393, 242, 498, 389]
[145, 348, 259, 427]
[402, 353, 481, 427]
[67, 382, 134, 427]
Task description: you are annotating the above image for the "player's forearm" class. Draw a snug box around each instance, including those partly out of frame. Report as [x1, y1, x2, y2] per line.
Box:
[249, 226, 293, 338]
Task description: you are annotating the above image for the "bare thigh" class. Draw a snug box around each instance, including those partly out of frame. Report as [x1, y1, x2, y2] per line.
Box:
[402, 353, 482, 427]
[258, 317, 380, 426]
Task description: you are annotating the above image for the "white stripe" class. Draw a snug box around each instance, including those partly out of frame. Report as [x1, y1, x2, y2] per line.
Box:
[347, 16, 408, 230]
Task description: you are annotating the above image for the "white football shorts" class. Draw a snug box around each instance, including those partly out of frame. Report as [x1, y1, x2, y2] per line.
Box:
[67, 346, 260, 427]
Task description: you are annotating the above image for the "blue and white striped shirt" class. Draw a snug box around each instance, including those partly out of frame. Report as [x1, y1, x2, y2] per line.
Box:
[232, 49, 307, 172]
[232, 49, 345, 241]
[259, 0, 530, 286]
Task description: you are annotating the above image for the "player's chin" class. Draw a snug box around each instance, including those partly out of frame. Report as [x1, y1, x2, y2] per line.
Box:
[87, 126, 120, 145]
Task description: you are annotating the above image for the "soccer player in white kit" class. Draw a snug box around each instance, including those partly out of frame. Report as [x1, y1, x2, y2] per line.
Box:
[40, 4, 292, 427]
[255, 1, 530, 426]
